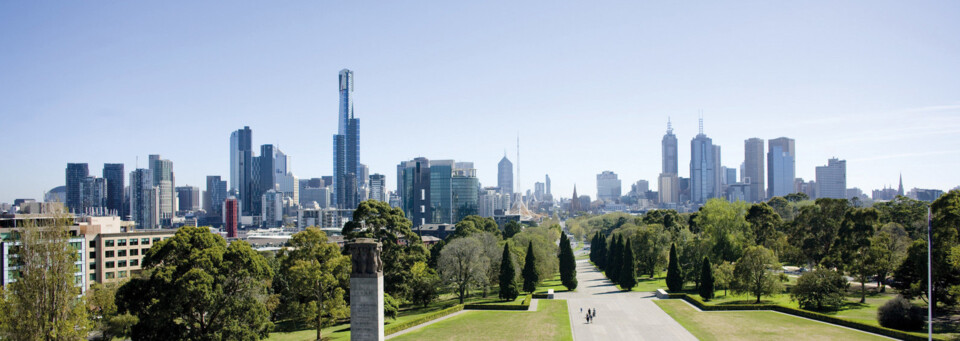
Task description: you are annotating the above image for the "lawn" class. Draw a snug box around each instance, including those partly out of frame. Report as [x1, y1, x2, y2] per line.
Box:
[390, 299, 572, 341]
[655, 299, 887, 341]
[534, 273, 569, 294]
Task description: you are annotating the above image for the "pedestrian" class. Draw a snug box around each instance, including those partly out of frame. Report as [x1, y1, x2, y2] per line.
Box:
[580, 307, 583, 313]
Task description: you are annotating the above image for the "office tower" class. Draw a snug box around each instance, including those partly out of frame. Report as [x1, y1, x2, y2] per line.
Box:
[369, 174, 386, 202]
[261, 189, 283, 228]
[690, 120, 719, 203]
[176, 186, 200, 212]
[723, 167, 737, 186]
[102, 164, 125, 218]
[230, 126, 254, 215]
[333, 69, 361, 210]
[400, 157, 431, 227]
[256, 144, 277, 214]
[148, 155, 175, 224]
[204, 176, 228, 217]
[130, 169, 159, 229]
[223, 197, 239, 238]
[66, 163, 89, 212]
[662, 119, 679, 174]
[534, 182, 545, 201]
[744, 138, 765, 202]
[273, 147, 299, 204]
[631, 180, 650, 195]
[497, 154, 513, 195]
[545, 174, 552, 196]
[451, 162, 479, 222]
[428, 160, 454, 224]
[596, 171, 622, 202]
[815, 158, 846, 199]
[767, 137, 796, 198]
[80, 177, 108, 215]
[658, 120, 680, 204]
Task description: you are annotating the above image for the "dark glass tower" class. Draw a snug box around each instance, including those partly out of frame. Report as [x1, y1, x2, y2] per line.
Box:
[66, 163, 89, 213]
[333, 69, 360, 209]
[231, 126, 254, 215]
[103, 163, 125, 217]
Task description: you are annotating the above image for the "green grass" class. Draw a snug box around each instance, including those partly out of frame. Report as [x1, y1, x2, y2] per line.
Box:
[534, 273, 569, 294]
[390, 299, 572, 341]
[655, 299, 887, 341]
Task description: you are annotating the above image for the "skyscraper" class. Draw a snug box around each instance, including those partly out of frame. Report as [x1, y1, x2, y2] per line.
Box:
[256, 144, 277, 214]
[230, 126, 254, 215]
[130, 168, 159, 229]
[767, 137, 796, 198]
[690, 120, 721, 204]
[149, 155, 175, 224]
[596, 171, 622, 203]
[176, 186, 200, 213]
[400, 157, 431, 227]
[451, 162, 479, 222]
[79, 176, 108, 215]
[223, 197, 239, 238]
[744, 138, 765, 202]
[204, 175, 228, 217]
[333, 69, 361, 210]
[369, 174, 386, 202]
[659, 120, 680, 204]
[816, 158, 846, 199]
[66, 163, 89, 212]
[102, 164, 125, 218]
[497, 154, 513, 195]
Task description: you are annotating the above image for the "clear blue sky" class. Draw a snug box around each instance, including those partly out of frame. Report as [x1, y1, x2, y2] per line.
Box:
[1, 1, 959, 203]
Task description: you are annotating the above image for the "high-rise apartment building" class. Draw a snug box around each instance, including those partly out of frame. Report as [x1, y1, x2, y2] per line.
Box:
[261, 189, 283, 228]
[369, 174, 386, 202]
[333, 69, 361, 210]
[204, 176, 228, 217]
[767, 137, 796, 198]
[690, 122, 721, 203]
[80, 177, 108, 215]
[596, 171, 622, 203]
[223, 197, 239, 238]
[66, 163, 89, 213]
[816, 158, 846, 199]
[148, 155, 175, 224]
[498, 155, 513, 195]
[744, 138, 765, 202]
[659, 120, 680, 204]
[102, 164, 125, 218]
[230, 126, 254, 215]
[130, 169, 159, 229]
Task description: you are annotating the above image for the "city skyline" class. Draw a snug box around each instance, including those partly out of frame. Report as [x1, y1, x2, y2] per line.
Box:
[2, 1, 960, 203]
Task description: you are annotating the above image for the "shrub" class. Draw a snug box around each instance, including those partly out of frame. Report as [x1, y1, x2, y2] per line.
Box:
[790, 268, 847, 311]
[877, 295, 924, 331]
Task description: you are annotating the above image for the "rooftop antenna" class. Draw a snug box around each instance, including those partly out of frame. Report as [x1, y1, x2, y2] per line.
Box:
[698, 110, 704, 135]
[667, 117, 673, 134]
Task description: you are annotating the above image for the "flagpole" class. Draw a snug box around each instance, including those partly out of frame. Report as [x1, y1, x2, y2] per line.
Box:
[927, 206, 932, 341]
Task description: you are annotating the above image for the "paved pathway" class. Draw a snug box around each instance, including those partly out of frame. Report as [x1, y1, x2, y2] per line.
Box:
[555, 257, 696, 341]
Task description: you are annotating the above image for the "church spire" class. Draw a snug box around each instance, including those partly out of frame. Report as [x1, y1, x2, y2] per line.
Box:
[897, 173, 904, 196]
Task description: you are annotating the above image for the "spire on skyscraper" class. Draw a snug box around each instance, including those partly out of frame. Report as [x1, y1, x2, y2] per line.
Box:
[667, 117, 673, 134]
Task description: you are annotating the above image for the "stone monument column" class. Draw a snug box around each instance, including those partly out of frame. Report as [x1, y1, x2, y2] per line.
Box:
[349, 238, 384, 341]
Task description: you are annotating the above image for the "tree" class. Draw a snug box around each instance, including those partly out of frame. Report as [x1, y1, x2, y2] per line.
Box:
[873, 223, 911, 292]
[510, 227, 559, 283]
[343, 200, 427, 301]
[666, 243, 683, 292]
[595, 233, 607, 270]
[790, 268, 847, 311]
[746, 203, 782, 247]
[280, 228, 351, 341]
[116, 226, 273, 340]
[383, 293, 400, 320]
[559, 233, 578, 290]
[678, 232, 710, 289]
[714, 261, 735, 297]
[503, 220, 523, 239]
[785, 192, 810, 203]
[0, 211, 90, 340]
[733, 246, 784, 303]
[452, 215, 501, 239]
[874, 195, 929, 239]
[892, 190, 960, 310]
[410, 261, 440, 308]
[696, 199, 751, 262]
[88, 282, 135, 340]
[834, 208, 879, 302]
[475, 232, 503, 297]
[634, 225, 670, 278]
[699, 256, 715, 300]
[606, 235, 622, 284]
[522, 241, 541, 293]
[438, 237, 490, 304]
[620, 240, 637, 290]
[499, 243, 520, 301]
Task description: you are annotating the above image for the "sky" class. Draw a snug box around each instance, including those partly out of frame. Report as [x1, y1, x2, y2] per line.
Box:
[1, 1, 959, 204]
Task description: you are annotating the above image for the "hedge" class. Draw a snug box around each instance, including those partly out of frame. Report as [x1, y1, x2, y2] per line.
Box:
[667, 294, 944, 341]
[532, 293, 549, 299]
[463, 294, 533, 311]
[384, 304, 464, 335]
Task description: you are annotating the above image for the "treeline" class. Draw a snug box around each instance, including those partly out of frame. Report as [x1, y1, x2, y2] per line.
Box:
[585, 191, 960, 312]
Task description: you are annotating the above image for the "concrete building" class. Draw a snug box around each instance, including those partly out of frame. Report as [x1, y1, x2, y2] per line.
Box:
[369, 174, 386, 202]
[596, 171, 622, 203]
[176, 186, 201, 213]
[658, 173, 679, 204]
[744, 138, 765, 202]
[80, 176, 109, 215]
[261, 189, 283, 228]
[767, 138, 796, 198]
[223, 197, 239, 238]
[815, 158, 846, 199]
[659, 120, 680, 204]
[148, 155, 176, 224]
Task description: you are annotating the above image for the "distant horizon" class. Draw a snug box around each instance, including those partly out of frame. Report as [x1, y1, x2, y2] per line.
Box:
[1, 1, 959, 203]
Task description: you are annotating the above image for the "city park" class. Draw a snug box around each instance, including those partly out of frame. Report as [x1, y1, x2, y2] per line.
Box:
[2, 192, 959, 341]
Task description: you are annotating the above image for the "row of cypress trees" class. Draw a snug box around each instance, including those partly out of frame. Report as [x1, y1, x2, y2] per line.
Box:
[591, 233, 715, 298]
[559, 233, 578, 290]
[498, 241, 542, 301]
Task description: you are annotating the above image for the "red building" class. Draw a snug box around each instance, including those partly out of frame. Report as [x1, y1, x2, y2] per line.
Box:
[224, 197, 239, 238]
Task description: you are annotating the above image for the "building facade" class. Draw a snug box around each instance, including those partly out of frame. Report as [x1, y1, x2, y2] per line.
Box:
[333, 69, 361, 210]
[815, 158, 846, 199]
[102, 163, 125, 218]
[596, 171, 622, 203]
[498, 155, 513, 195]
[767, 137, 796, 198]
[66, 163, 89, 213]
[744, 138, 765, 202]
[230, 126, 254, 215]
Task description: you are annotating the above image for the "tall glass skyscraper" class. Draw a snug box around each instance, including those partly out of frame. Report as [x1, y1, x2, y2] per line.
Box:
[690, 124, 720, 204]
[102, 163, 125, 218]
[767, 137, 796, 198]
[659, 120, 680, 204]
[497, 155, 513, 195]
[333, 69, 360, 209]
[744, 138, 765, 202]
[230, 126, 253, 215]
[66, 163, 89, 213]
[149, 155, 175, 224]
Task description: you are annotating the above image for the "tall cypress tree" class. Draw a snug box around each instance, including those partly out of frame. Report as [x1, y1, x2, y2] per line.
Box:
[620, 239, 637, 290]
[590, 233, 598, 264]
[499, 243, 520, 300]
[607, 235, 622, 284]
[666, 243, 683, 292]
[559, 233, 578, 290]
[596, 233, 606, 270]
[522, 241, 540, 293]
[699, 256, 714, 300]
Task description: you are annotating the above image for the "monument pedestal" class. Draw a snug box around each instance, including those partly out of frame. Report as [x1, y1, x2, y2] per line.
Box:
[350, 276, 384, 341]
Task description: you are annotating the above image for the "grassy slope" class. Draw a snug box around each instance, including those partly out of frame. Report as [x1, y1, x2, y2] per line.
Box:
[390, 299, 572, 341]
[655, 300, 886, 341]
